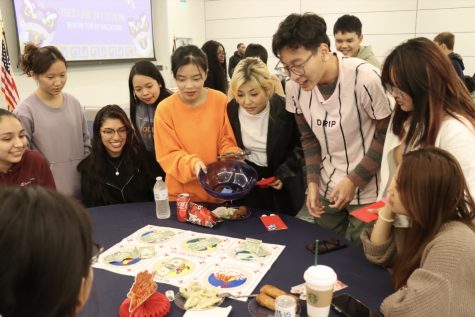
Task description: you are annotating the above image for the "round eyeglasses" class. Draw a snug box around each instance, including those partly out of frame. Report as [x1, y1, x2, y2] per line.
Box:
[275, 52, 314, 76]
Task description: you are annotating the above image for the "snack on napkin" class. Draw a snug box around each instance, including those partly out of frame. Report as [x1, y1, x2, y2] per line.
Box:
[212, 206, 249, 220]
[179, 281, 222, 310]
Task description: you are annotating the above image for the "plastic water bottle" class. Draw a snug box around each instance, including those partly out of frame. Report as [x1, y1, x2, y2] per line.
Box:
[153, 176, 170, 219]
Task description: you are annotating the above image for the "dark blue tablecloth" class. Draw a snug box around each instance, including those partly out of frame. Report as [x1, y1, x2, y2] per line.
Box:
[79, 202, 393, 317]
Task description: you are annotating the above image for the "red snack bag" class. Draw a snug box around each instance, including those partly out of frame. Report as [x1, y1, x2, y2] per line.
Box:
[187, 202, 222, 228]
[176, 193, 191, 222]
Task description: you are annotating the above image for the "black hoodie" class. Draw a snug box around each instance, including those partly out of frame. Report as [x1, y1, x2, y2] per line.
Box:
[448, 52, 465, 80]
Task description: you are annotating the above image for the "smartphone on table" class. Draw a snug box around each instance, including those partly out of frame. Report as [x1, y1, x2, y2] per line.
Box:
[331, 293, 382, 317]
[305, 239, 347, 254]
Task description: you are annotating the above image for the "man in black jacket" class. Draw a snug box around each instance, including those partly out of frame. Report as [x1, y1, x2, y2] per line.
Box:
[434, 32, 465, 80]
[228, 42, 246, 78]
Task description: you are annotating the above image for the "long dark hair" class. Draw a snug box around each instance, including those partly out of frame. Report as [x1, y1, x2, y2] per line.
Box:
[78, 105, 145, 186]
[0, 186, 93, 317]
[128, 60, 171, 143]
[201, 40, 228, 92]
[19, 43, 67, 76]
[392, 147, 475, 289]
[381, 37, 475, 147]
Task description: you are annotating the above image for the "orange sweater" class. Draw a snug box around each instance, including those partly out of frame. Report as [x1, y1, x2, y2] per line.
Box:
[154, 89, 240, 203]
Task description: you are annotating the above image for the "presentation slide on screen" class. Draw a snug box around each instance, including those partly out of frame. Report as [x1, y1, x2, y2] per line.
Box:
[13, 0, 154, 62]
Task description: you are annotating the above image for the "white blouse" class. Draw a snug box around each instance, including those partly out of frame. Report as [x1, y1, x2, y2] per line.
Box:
[238, 103, 270, 167]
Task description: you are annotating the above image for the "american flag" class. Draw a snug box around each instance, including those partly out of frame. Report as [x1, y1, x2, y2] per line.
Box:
[1, 29, 19, 111]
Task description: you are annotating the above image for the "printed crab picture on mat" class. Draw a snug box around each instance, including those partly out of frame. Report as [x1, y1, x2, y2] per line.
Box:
[102, 245, 155, 266]
[206, 267, 249, 289]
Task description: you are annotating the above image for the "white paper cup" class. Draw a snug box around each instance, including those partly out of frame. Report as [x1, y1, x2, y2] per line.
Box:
[303, 265, 337, 317]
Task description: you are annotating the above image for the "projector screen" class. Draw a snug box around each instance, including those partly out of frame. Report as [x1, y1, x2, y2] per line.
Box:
[12, 0, 155, 63]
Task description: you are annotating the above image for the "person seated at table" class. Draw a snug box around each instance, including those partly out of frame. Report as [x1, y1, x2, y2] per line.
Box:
[78, 105, 159, 207]
[154, 45, 241, 203]
[0, 109, 55, 189]
[0, 186, 97, 317]
[227, 57, 305, 215]
[128, 60, 171, 178]
[361, 147, 475, 316]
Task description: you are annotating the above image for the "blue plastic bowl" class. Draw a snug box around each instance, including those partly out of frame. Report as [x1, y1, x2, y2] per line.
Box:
[198, 160, 258, 201]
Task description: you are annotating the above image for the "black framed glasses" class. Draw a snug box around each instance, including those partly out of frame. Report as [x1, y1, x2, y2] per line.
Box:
[91, 242, 104, 264]
[275, 52, 315, 76]
[100, 127, 127, 138]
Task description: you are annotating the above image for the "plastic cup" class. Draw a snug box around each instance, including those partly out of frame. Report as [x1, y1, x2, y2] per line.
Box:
[274, 294, 296, 317]
[303, 265, 337, 317]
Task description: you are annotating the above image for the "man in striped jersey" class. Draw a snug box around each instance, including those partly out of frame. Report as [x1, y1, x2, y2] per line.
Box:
[272, 13, 393, 244]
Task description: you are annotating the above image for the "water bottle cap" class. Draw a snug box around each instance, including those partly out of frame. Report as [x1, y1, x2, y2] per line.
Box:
[156, 176, 162, 181]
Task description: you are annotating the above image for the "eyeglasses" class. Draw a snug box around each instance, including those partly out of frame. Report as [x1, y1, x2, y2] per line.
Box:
[91, 242, 104, 264]
[385, 84, 406, 97]
[100, 127, 127, 138]
[276, 52, 315, 76]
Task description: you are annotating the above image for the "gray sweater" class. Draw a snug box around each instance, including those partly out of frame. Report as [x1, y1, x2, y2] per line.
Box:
[14, 93, 91, 198]
[357, 45, 381, 69]
[362, 221, 475, 316]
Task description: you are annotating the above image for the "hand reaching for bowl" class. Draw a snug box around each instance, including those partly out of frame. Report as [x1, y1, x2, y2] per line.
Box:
[193, 160, 207, 179]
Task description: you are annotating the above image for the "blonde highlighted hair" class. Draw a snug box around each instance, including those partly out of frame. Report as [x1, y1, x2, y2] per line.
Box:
[230, 57, 274, 98]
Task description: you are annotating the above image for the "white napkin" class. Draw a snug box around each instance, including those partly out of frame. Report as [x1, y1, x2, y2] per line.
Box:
[183, 306, 232, 317]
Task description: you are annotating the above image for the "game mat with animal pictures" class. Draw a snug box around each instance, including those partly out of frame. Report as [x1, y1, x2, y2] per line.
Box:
[93, 225, 285, 301]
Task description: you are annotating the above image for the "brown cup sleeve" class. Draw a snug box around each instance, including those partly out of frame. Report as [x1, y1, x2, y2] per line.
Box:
[306, 286, 333, 308]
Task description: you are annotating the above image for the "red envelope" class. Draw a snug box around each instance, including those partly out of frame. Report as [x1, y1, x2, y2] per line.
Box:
[260, 214, 288, 231]
[350, 199, 386, 223]
[256, 176, 277, 188]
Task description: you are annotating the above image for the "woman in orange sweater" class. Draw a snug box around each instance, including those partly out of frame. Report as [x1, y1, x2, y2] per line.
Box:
[154, 45, 240, 203]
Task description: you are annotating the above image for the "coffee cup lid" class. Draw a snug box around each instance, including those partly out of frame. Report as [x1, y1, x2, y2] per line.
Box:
[303, 265, 337, 285]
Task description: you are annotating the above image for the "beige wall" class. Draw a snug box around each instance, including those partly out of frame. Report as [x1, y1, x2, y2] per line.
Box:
[206, 0, 475, 76]
[1, 0, 474, 110]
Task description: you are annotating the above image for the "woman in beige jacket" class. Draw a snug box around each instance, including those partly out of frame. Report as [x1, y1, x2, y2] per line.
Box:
[361, 147, 475, 316]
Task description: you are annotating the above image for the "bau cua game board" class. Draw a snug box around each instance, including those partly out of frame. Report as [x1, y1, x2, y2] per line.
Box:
[93, 225, 285, 301]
